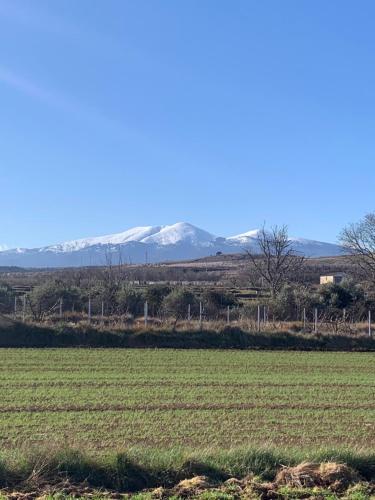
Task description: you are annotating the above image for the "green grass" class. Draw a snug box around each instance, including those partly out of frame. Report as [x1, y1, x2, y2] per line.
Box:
[0, 349, 374, 453]
[0, 345, 375, 496]
[0, 447, 375, 494]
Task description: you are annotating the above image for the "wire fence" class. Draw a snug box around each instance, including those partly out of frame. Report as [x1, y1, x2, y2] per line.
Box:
[9, 296, 374, 337]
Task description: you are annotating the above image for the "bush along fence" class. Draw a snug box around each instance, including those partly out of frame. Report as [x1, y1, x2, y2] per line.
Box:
[7, 297, 375, 338]
[3, 280, 375, 336]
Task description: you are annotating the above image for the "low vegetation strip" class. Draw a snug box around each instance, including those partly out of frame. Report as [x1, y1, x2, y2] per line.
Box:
[2, 402, 375, 413]
[0, 349, 374, 452]
[1, 317, 375, 350]
[0, 449, 375, 498]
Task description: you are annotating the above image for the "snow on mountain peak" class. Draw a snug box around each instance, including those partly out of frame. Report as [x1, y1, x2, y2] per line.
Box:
[226, 229, 342, 257]
[45, 226, 163, 253]
[0, 222, 345, 267]
[227, 229, 260, 242]
[141, 222, 216, 246]
[45, 222, 217, 253]
[0, 244, 8, 252]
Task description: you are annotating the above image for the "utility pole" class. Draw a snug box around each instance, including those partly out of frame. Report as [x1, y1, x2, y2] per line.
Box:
[59, 298, 63, 320]
[187, 304, 191, 322]
[314, 308, 318, 334]
[199, 301, 202, 329]
[227, 305, 230, 325]
[257, 305, 261, 332]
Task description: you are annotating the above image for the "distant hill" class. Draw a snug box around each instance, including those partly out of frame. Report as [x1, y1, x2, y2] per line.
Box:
[0, 222, 344, 268]
[0, 266, 25, 273]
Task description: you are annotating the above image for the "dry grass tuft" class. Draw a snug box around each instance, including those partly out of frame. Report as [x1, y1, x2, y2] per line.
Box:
[319, 461, 360, 490]
[275, 461, 360, 491]
[0, 462, 371, 498]
[173, 475, 213, 496]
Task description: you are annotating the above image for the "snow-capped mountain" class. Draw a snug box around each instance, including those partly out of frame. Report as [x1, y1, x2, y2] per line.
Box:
[0, 222, 344, 268]
[43, 223, 216, 253]
[227, 229, 261, 242]
[45, 226, 164, 252]
[227, 229, 342, 257]
[140, 223, 216, 246]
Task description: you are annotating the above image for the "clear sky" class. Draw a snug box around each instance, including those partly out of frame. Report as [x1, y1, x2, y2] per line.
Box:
[1, 0, 375, 249]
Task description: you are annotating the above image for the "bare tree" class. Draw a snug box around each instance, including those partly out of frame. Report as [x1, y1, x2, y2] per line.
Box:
[99, 250, 129, 314]
[340, 213, 375, 285]
[245, 225, 305, 297]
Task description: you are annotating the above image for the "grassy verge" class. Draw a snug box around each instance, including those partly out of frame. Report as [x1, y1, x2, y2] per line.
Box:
[1, 318, 375, 350]
[1, 447, 375, 493]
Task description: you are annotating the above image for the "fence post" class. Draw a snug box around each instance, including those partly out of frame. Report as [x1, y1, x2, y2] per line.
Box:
[88, 296, 91, 323]
[144, 301, 148, 327]
[257, 305, 261, 332]
[101, 301, 104, 326]
[227, 305, 230, 325]
[343, 308, 346, 322]
[314, 308, 318, 334]
[369, 310, 372, 338]
[14, 296, 17, 318]
[22, 295, 26, 322]
[199, 301, 202, 329]
[303, 307, 306, 331]
[59, 298, 63, 320]
[187, 303, 191, 322]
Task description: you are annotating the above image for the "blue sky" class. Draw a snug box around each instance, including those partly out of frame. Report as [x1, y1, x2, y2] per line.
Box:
[1, 0, 375, 248]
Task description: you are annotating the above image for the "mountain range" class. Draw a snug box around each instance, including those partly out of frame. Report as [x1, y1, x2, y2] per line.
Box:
[0, 222, 343, 268]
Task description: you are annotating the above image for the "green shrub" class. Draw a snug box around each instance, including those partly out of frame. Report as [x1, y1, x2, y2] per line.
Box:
[145, 285, 171, 317]
[201, 290, 238, 319]
[0, 284, 14, 314]
[28, 281, 83, 320]
[162, 288, 199, 319]
[116, 286, 145, 316]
